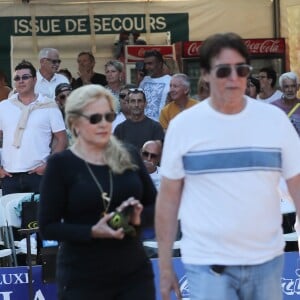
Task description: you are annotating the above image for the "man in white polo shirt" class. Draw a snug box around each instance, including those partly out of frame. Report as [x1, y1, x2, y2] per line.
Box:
[0, 60, 68, 195]
[35, 47, 69, 99]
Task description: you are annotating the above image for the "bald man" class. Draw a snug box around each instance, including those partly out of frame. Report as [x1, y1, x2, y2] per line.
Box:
[141, 140, 162, 190]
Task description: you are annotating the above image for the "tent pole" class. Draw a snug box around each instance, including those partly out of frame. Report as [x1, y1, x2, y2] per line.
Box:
[273, 0, 281, 38]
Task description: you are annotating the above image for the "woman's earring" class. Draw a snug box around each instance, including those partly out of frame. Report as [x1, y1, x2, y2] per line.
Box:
[73, 128, 80, 137]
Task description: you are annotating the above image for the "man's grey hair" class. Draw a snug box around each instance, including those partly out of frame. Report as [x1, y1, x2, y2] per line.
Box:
[279, 72, 299, 89]
[172, 73, 191, 92]
[38, 48, 58, 60]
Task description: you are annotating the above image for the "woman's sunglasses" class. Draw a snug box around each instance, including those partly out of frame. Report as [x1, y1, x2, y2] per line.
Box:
[73, 112, 116, 124]
[213, 64, 252, 79]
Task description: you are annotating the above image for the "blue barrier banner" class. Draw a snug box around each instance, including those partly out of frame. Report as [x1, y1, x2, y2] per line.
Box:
[0, 252, 299, 299]
[0, 266, 56, 300]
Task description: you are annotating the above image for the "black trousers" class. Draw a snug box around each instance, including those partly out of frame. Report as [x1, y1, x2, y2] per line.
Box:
[58, 276, 155, 300]
[1, 173, 42, 195]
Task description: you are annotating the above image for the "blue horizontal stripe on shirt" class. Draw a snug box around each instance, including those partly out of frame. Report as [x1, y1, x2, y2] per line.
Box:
[182, 147, 282, 174]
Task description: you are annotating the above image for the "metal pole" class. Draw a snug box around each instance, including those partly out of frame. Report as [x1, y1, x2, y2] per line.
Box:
[273, 0, 281, 38]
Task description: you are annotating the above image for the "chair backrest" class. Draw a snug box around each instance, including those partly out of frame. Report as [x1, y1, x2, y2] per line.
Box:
[0, 193, 32, 210]
[3, 193, 32, 228]
[0, 205, 7, 227]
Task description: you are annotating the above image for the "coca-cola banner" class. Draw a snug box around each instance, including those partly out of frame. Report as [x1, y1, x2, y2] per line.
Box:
[181, 38, 285, 57]
[125, 45, 175, 63]
[244, 38, 285, 55]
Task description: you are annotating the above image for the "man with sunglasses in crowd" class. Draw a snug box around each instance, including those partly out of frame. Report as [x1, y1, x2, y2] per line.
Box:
[156, 32, 300, 300]
[114, 88, 164, 151]
[35, 48, 69, 99]
[0, 60, 67, 195]
[141, 140, 162, 190]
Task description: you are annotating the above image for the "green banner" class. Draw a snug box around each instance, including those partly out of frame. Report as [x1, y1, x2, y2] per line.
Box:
[0, 13, 188, 84]
[12, 14, 188, 38]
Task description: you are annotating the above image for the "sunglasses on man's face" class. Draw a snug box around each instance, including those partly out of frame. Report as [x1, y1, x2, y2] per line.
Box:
[75, 112, 116, 124]
[45, 58, 62, 65]
[212, 64, 252, 79]
[57, 94, 68, 101]
[13, 74, 33, 82]
[142, 150, 159, 159]
[119, 93, 127, 99]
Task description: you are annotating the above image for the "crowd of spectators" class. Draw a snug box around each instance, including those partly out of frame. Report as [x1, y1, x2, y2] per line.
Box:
[0, 36, 300, 300]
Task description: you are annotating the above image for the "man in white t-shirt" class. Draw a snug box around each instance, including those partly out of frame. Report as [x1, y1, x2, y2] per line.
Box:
[139, 50, 171, 121]
[0, 60, 68, 195]
[155, 33, 300, 300]
[35, 48, 69, 99]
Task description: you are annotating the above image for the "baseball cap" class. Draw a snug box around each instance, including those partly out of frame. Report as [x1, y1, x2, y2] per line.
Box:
[55, 83, 72, 97]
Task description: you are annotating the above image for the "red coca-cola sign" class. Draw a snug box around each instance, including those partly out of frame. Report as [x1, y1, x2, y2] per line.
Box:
[182, 41, 202, 57]
[181, 38, 285, 57]
[125, 45, 175, 63]
[244, 38, 285, 54]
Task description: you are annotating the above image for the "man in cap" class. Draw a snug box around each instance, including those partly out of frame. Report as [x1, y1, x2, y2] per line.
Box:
[55, 82, 72, 117]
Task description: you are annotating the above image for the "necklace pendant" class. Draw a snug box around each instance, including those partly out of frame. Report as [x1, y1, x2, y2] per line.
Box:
[102, 192, 110, 204]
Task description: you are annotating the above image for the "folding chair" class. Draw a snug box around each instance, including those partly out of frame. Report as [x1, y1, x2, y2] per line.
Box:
[3, 194, 38, 300]
[0, 206, 12, 266]
[1, 193, 34, 266]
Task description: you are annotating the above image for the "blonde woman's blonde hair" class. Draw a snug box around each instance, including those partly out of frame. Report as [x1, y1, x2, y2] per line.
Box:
[65, 84, 137, 174]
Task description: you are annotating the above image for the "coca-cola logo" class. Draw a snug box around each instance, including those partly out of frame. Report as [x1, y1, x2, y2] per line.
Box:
[186, 42, 201, 56]
[244, 39, 284, 54]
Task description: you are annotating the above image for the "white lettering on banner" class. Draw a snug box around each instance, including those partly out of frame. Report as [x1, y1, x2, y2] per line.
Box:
[34, 289, 46, 300]
[0, 272, 28, 285]
[244, 39, 281, 54]
[0, 290, 46, 300]
[77, 18, 88, 33]
[14, 16, 167, 35]
[187, 42, 201, 56]
[14, 18, 62, 34]
[154, 16, 167, 30]
[281, 277, 300, 296]
[64, 18, 87, 33]
[0, 292, 13, 300]
[179, 275, 190, 299]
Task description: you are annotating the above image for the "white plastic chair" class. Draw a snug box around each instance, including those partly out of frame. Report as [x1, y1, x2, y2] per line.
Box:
[1, 193, 33, 265]
[0, 204, 13, 265]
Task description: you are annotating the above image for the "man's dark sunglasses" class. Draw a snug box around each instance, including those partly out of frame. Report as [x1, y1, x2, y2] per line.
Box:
[74, 112, 116, 124]
[13, 74, 33, 81]
[45, 58, 62, 65]
[213, 64, 252, 79]
[119, 93, 127, 99]
[57, 94, 67, 101]
[142, 150, 159, 159]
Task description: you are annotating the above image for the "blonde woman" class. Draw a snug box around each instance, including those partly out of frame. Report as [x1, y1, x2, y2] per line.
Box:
[39, 84, 156, 300]
[105, 60, 124, 113]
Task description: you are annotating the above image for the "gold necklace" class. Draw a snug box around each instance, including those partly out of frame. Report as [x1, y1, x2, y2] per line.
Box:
[85, 161, 113, 216]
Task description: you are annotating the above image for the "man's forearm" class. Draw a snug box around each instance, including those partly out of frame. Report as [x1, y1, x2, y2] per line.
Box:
[155, 177, 183, 269]
[51, 131, 68, 154]
[287, 174, 300, 220]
